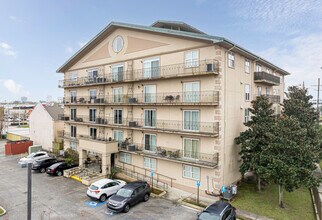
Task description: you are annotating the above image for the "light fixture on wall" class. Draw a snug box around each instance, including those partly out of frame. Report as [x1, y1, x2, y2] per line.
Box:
[240, 106, 243, 109]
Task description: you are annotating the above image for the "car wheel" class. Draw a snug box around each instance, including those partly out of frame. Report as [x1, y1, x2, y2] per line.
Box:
[57, 171, 63, 176]
[143, 193, 150, 202]
[99, 194, 107, 202]
[40, 168, 46, 173]
[123, 204, 130, 213]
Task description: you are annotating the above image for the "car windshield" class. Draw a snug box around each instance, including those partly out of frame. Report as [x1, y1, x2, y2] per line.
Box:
[116, 188, 133, 198]
[27, 153, 36, 159]
[89, 185, 99, 190]
[198, 212, 220, 220]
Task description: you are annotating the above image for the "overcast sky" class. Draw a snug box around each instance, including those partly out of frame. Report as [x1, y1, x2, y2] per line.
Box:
[0, 0, 322, 102]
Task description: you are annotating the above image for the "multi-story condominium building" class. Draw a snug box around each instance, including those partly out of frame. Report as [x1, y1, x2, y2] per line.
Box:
[57, 21, 289, 195]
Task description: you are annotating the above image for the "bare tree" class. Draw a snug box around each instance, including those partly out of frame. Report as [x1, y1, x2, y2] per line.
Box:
[0, 107, 4, 138]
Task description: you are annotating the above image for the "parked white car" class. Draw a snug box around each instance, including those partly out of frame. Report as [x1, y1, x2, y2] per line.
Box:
[18, 151, 49, 167]
[87, 179, 126, 202]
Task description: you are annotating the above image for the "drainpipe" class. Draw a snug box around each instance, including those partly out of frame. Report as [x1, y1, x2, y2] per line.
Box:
[222, 45, 235, 188]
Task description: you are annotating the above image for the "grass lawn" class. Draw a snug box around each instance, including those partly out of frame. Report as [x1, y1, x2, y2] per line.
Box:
[320, 160, 322, 169]
[231, 182, 315, 220]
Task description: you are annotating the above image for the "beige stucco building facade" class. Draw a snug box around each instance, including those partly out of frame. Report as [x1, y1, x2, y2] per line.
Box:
[56, 21, 289, 195]
[29, 104, 64, 151]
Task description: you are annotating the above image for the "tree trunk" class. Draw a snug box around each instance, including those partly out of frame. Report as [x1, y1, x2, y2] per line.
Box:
[257, 175, 261, 191]
[278, 185, 284, 208]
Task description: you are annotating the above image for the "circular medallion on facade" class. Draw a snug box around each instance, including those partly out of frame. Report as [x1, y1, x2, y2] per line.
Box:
[112, 36, 124, 53]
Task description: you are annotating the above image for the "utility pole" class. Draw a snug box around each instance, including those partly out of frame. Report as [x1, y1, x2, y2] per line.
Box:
[312, 77, 322, 118]
[27, 162, 32, 220]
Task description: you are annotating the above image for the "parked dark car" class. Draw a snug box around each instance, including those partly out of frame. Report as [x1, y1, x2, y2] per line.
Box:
[197, 200, 236, 220]
[107, 181, 150, 213]
[46, 162, 78, 176]
[32, 157, 61, 173]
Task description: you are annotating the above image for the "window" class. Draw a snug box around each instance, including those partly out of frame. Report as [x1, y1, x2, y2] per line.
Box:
[143, 58, 159, 78]
[114, 109, 123, 124]
[88, 69, 98, 80]
[112, 64, 124, 82]
[144, 85, 156, 103]
[143, 157, 156, 170]
[70, 91, 77, 103]
[120, 152, 131, 164]
[256, 64, 262, 72]
[245, 60, 250, 73]
[183, 110, 199, 131]
[258, 86, 262, 96]
[144, 134, 156, 152]
[244, 108, 250, 123]
[222, 209, 232, 220]
[144, 109, 156, 127]
[89, 89, 97, 103]
[90, 127, 97, 139]
[183, 82, 200, 102]
[113, 130, 123, 144]
[69, 72, 78, 82]
[113, 87, 123, 103]
[70, 108, 76, 121]
[266, 68, 271, 74]
[245, 84, 250, 101]
[185, 50, 199, 67]
[89, 108, 96, 122]
[228, 52, 235, 68]
[113, 36, 124, 53]
[183, 138, 199, 159]
[71, 125, 76, 138]
[183, 165, 200, 180]
[70, 142, 77, 150]
[266, 87, 270, 95]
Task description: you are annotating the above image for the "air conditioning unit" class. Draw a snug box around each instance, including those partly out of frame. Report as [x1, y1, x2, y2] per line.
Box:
[127, 144, 136, 151]
[206, 63, 215, 72]
[129, 121, 137, 127]
[128, 98, 138, 103]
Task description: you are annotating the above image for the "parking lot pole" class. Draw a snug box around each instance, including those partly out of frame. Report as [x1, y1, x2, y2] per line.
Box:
[27, 162, 32, 220]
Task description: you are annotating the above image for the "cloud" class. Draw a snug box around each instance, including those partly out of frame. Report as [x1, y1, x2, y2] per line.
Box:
[257, 33, 322, 97]
[78, 41, 87, 48]
[9, 15, 17, 21]
[3, 79, 30, 96]
[230, 0, 322, 32]
[65, 46, 74, 53]
[0, 42, 17, 57]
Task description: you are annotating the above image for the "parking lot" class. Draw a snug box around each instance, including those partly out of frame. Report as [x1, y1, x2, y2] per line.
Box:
[0, 141, 197, 220]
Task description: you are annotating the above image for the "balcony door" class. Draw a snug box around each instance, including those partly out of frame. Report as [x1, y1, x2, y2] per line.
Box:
[143, 58, 159, 79]
[144, 134, 156, 152]
[183, 110, 199, 131]
[70, 108, 76, 121]
[88, 69, 98, 81]
[113, 130, 123, 144]
[89, 108, 96, 122]
[90, 127, 97, 139]
[112, 64, 124, 82]
[89, 89, 97, 103]
[144, 85, 156, 103]
[113, 87, 123, 103]
[70, 91, 77, 103]
[183, 138, 199, 159]
[144, 109, 156, 127]
[114, 109, 123, 124]
[183, 82, 200, 102]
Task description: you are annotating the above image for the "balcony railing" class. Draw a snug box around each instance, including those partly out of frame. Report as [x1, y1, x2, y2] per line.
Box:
[265, 95, 280, 103]
[254, 72, 280, 85]
[60, 91, 219, 105]
[59, 114, 219, 135]
[119, 142, 219, 167]
[58, 59, 219, 88]
[58, 131, 115, 143]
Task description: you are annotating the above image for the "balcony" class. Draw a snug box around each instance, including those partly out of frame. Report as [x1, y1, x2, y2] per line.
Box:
[60, 91, 219, 106]
[58, 59, 219, 88]
[79, 137, 118, 155]
[266, 95, 280, 103]
[58, 131, 78, 142]
[119, 142, 219, 168]
[59, 114, 219, 136]
[254, 72, 280, 86]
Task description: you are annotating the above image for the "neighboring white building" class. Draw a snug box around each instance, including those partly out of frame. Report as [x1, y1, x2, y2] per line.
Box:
[29, 104, 64, 151]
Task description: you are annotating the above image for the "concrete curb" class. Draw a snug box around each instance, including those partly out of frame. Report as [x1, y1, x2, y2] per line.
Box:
[236, 209, 275, 220]
[177, 198, 204, 212]
[310, 188, 320, 220]
[0, 206, 7, 217]
[151, 190, 167, 198]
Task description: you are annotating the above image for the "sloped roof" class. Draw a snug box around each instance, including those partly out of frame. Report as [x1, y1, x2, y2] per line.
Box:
[44, 106, 63, 121]
[56, 21, 290, 75]
[151, 20, 205, 34]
